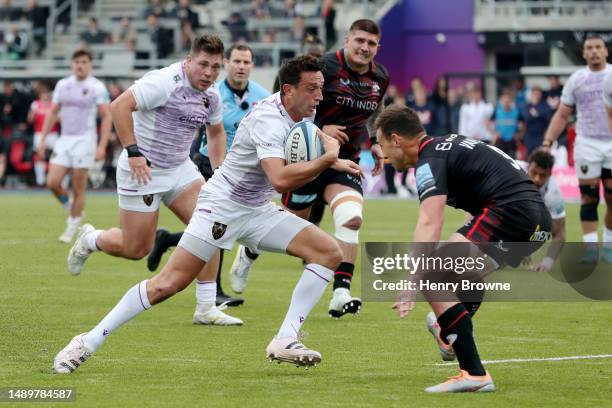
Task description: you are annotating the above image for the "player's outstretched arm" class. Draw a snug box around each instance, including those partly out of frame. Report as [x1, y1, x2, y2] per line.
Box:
[38, 103, 60, 152]
[110, 90, 151, 185]
[205, 122, 227, 170]
[413, 195, 446, 243]
[542, 104, 572, 148]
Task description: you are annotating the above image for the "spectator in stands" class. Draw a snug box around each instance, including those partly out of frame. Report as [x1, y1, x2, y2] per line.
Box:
[448, 88, 462, 133]
[1, 81, 30, 132]
[171, 0, 199, 51]
[404, 76, 424, 105]
[383, 84, 399, 107]
[489, 89, 525, 158]
[459, 86, 493, 143]
[409, 87, 436, 134]
[319, 0, 336, 49]
[545, 74, 563, 111]
[522, 86, 553, 156]
[147, 14, 173, 58]
[514, 76, 529, 111]
[80, 18, 110, 45]
[291, 14, 305, 43]
[25, 0, 48, 56]
[5, 25, 28, 59]
[301, 33, 325, 57]
[251, 0, 271, 20]
[0, 0, 22, 21]
[431, 76, 450, 134]
[222, 11, 249, 42]
[143, 0, 168, 19]
[113, 16, 136, 52]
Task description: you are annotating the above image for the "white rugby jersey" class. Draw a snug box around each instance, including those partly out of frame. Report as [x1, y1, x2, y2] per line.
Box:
[604, 71, 612, 108]
[52, 75, 109, 138]
[561, 64, 612, 141]
[203, 92, 314, 208]
[519, 161, 566, 220]
[129, 61, 223, 169]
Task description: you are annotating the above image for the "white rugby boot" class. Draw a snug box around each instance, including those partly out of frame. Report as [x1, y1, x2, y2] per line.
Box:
[53, 333, 93, 374]
[67, 224, 95, 276]
[266, 336, 321, 367]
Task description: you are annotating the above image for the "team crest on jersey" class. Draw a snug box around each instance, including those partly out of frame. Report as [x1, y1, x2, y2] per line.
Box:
[142, 194, 154, 206]
[340, 78, 350, 86]
[212, 222, 227, 240]
[173, 74, 181, 83]
[372, 83, 380, 93]
[581, 165, 589, 174]
[202, 96, 210, 109]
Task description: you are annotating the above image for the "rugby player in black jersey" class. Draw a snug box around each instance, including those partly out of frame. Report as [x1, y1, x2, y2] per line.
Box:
[375, 105, 552, 393]
[231, 19, 390, 318]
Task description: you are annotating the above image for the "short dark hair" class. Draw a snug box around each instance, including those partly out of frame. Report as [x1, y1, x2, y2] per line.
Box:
[225, 43, 254, 60]
[277, 55, 324, 95]
[349, 19, 381, 37]
[72, 49, 92, 61]
[375, 105, 425, 140]
[528, 149, 555, 170]
[584, 33, 606, 47]
[191, 34, 224, 56]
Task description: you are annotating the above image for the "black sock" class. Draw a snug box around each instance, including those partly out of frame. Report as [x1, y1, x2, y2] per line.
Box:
[437, 303, 486, 376]
[333, 262, 354, 291]
[308, 201, 325, 226]
[216, 250, 225, 295]
[166, 232, 182, 247]
[462, 301, 482, 317]
[244, 247, 259, 261]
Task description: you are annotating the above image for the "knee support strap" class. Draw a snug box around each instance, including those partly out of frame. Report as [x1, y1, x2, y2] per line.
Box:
[330, 191, 363, 244]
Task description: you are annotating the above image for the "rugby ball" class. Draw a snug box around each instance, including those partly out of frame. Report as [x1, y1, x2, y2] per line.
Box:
[284, 120, 325, 164]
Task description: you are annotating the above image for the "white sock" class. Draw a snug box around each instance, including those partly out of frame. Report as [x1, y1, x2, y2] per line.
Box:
[604, 228, 612, 249]
[82, 280, 151, 351]
[68, 216, 81, 226]
[277, 264, 333, 339]
[583, 231, 598, 243]
[86, 230, 103, 252]
[195, 280, 216, 309]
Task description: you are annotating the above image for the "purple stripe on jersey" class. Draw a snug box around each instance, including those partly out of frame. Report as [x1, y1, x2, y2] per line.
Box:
[229, 169, 275, 207]
[305, 267, 330, 282]
[148, 87, 219, 169]
[198, 208, 212, 213]
[119, 188, 138, 192]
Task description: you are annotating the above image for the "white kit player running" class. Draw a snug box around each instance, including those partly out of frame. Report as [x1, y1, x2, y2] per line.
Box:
[53, 54, 361, 374]
[543, 34, 612, 262]
[66, 35, 241, 326]
[38, 50, 112, 243]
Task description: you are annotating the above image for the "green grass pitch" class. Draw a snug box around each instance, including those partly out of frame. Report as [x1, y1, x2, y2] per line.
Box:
[1, 193, 611, 407]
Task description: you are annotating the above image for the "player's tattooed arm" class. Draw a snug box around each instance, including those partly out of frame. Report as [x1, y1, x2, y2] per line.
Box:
[366, 102, 382, 141]
[367, 104, 385, 176]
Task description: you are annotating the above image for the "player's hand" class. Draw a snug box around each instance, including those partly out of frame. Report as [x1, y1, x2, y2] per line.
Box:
[529, 257, 554, 272]
[95, 146, 106, 161]
[371, 144, 384, 176]
[322, 124, 349, 144]
[318, 129, 340, 159]
[392, 290, 415, 318]
[331, 159, 362, 177]
[128, 156, 152, 185]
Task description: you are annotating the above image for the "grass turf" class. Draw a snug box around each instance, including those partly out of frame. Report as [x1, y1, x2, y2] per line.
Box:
[1, 193, 611, 407]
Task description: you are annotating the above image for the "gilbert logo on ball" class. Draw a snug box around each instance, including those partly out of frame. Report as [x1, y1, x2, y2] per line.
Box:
[285, 120, 325, 164]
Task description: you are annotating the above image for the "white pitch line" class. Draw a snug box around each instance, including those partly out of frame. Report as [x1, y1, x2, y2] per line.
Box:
[434, 354, 612, 366]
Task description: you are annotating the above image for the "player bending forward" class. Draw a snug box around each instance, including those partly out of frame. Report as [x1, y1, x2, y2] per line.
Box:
[375, 106, 551, 393]
[53, 55, 361, 373]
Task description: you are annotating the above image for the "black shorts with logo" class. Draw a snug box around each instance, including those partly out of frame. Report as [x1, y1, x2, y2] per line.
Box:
[458, 200, 553, 267]
[281, 165, 363, 210]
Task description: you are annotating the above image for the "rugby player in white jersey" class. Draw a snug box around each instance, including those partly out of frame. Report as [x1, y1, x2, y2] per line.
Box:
[53, 54, 362, 374]
[543, 34, 612, 262]
[605, 70, 612, 134]
[38, 50, 112, 243]
[65, 35, 241, 326]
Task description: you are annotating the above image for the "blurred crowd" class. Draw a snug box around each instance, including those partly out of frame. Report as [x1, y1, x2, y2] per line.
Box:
[379, 75, 571, 196]
[0, 73, 574, 191]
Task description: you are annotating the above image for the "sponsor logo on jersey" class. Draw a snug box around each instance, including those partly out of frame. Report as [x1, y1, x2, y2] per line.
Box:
[212, 221, 227, 240]
[179, 114, 206, 125]
[202, 96, 210, 109]
[415, 163, 436, 198]
[530, 224, 552, 242]
[581, 164, 589, 174]
[340, 78, 351, 86]
[143, 194, 154, 206]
